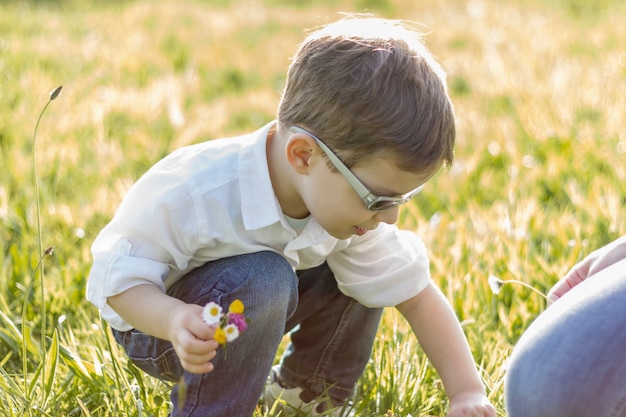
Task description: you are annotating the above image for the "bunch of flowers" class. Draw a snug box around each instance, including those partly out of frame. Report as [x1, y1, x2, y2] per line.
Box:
[202, 299, 249, 345]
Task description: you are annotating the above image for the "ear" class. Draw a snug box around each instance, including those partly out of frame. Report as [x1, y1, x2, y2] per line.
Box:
[285, 133, 317, 174]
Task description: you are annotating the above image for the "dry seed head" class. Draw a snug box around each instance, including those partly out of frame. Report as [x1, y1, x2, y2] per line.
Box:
[50, 86, 63, 100]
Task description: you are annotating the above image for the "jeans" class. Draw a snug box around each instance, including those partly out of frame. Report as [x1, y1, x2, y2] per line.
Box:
[112, 251, 383, 417]
[505, 259, 626, 417]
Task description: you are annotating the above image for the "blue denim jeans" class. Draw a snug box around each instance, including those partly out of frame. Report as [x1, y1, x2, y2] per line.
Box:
[505, 259, 626, 417]
[112, 251, 383, 417]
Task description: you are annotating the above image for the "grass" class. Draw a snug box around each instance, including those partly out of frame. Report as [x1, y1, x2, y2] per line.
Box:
[1, 0, 625, 415]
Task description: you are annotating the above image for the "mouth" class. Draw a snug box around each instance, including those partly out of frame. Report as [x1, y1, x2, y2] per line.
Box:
[354, 226, 368, 236]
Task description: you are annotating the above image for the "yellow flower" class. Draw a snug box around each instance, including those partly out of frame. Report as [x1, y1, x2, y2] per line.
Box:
[228, 299, 245, 314]
[214, 327, 227, 345]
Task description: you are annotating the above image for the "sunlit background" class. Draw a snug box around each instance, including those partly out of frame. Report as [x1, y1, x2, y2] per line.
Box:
[1, 0, 625, 415]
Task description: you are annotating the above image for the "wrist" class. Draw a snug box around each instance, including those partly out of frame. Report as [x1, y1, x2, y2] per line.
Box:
[447, 390, 495, 417]
[449, 388, 487, 401]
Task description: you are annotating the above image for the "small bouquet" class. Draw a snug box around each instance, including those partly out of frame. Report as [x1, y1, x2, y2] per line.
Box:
[202, 299, 249, 345]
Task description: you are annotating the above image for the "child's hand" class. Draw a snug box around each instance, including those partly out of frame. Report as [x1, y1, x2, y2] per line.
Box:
[447, 391, 496, 417]
[548, 235, 626, 302]
[169, 303, 220, 374]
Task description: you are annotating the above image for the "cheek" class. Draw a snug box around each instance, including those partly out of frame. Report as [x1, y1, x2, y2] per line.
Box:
[305, 186, 347, 220]
[306, 187, 369, 232]
[302, 165, 369, 231]
[303, 171, 347, 212]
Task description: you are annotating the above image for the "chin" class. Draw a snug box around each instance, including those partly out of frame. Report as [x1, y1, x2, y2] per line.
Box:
[327, 229, 354, 240]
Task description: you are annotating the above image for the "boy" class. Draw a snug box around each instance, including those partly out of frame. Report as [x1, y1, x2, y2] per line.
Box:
[87, 15, 496, 417]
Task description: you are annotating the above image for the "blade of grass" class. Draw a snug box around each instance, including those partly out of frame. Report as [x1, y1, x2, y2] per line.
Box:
[76, 398, 94, 417]
[42, 329, 60, 407]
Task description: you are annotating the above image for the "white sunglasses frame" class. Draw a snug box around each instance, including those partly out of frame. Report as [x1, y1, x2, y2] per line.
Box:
[290, 126, 424, 211]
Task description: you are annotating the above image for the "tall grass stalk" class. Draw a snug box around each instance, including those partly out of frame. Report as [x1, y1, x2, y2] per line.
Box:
[32, 86, 63, 273]
[27, 85, 62, 406]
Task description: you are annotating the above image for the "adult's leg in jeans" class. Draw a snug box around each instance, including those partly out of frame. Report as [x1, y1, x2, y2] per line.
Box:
[505, 259, 626, 417]
[114, 251, 298, 417]
[279, 262, 383, 404]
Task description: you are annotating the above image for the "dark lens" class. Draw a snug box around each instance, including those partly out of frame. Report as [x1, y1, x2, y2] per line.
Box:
[369, 199, 401, 211]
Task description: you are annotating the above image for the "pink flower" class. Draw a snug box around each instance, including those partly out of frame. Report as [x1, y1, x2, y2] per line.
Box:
[228, 313, 248, 332]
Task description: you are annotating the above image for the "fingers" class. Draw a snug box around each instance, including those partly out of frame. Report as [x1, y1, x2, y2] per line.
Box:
[550, 235, 626, 302]
[587, 238, 626, 276]
[547, 269, 586, 302]
[175, 330, 220, 373]
[169, 304, 221, 374]
[547, 254, 593, 302]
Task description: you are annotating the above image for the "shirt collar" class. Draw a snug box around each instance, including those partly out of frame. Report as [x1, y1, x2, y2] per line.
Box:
[239, 121, 284, 230]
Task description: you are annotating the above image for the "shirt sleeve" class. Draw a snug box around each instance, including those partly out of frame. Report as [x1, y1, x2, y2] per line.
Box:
[326, 225, 431, 308]
[86, 166, 200, 330]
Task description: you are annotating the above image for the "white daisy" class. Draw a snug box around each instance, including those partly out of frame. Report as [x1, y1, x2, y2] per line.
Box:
[488, 275, 504, 295]
[224, 324, 240, 342]
[202, 302, 223, 326]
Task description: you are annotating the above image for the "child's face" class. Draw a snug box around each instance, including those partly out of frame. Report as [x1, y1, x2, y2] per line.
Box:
[303, 154, 426, 239]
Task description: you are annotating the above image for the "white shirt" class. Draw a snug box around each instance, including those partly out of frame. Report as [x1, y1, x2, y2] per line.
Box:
[87, 121, 431, 330]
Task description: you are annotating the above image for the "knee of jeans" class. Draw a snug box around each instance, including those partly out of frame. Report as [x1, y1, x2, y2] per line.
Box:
[505, 344, 547, 416]
[250, 251, 298, 320]
[504, 358, 524, 416]
[207, 251, 298, 325]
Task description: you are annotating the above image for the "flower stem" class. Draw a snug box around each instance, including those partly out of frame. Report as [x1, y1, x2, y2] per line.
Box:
[503, 279, 549, 301]
[30, 96, 51, 393]
[33, 99, 50, 260]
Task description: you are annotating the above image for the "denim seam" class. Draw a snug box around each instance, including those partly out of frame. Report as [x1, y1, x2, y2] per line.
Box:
[180, 372, 207, 417]
[610, 384, 626, 417]
[310, 300, 357, 398]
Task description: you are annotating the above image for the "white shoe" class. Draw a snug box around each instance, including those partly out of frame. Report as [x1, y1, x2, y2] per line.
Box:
[263, 366, 355, 417]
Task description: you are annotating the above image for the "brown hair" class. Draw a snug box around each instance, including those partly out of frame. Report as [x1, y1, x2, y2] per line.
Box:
[277, 15, 455, 176]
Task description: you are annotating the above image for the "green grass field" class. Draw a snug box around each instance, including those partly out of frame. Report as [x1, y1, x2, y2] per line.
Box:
[1, 0, 625, 415]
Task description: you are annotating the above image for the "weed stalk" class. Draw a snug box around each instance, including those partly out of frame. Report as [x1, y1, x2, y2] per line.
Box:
[28, 85, 62, 399]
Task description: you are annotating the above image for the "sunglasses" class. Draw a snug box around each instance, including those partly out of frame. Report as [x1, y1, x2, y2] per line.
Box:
[291, 126, 424, 211]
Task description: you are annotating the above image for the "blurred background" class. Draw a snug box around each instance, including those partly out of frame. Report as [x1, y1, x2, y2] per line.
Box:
[1, 0, 625, 415]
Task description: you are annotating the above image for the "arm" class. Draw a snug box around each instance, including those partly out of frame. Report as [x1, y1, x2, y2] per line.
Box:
[548, 234, 626, 302]
[396, 282, 495, 417]
[108, 284, 219, 374]
[92, 167, 220, 372]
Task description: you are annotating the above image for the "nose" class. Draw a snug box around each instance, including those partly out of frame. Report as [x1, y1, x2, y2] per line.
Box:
[374, 206, 399, 225]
